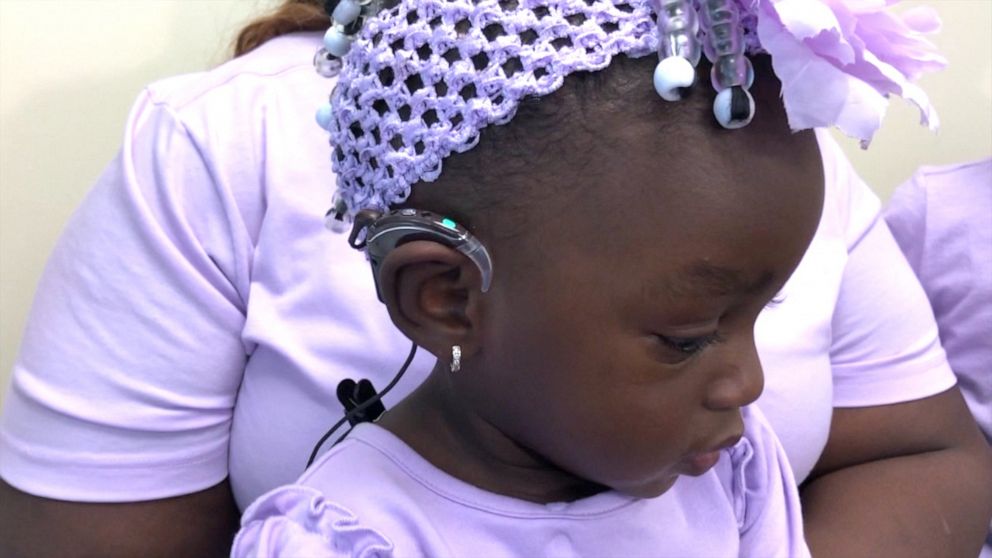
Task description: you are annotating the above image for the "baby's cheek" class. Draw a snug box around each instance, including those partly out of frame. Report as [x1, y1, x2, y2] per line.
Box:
[581, 421, 685, 481]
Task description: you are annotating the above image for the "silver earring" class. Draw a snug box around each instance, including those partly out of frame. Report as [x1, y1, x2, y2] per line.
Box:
[450, 345, 461, 373]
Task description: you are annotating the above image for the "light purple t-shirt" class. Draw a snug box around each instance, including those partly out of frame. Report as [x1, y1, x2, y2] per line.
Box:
[884, 158, 992, 558]
[232, 406, 809, 558]
[885, 158, 992, 443]
[0, 32, 955, 509]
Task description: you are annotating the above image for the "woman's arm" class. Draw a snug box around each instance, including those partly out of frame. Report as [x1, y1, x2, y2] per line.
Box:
[802, 387, 992, 557]
[0, 478, 241, 558]
[800, 135, 992, 556]
[0, 85, 257, 556]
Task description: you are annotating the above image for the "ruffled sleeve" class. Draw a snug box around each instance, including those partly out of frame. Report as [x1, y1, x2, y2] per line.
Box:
[232, 485, 395, 558]
[731, 406, 811, 558]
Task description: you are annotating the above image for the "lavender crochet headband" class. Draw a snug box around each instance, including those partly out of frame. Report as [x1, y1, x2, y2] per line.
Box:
[314, 0, 946, 228]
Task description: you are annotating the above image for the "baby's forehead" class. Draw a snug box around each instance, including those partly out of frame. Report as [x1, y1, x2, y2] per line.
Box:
[421, 52, 807, 216]
[436, 128, 819, 271]
[489, 139, 821, 279]
[642, 261, 775, 300]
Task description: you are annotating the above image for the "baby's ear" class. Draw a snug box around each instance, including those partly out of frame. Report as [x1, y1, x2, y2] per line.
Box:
[377, 240, 484, 360]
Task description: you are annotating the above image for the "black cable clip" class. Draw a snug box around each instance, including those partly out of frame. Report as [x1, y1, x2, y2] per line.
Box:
[336, 378, 386, 426]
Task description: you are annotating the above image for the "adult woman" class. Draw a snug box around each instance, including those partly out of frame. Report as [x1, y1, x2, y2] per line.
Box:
[1, 1, 989, 556]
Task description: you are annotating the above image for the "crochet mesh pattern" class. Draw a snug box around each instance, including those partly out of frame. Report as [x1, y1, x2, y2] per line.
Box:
[327, 0, 761, 217]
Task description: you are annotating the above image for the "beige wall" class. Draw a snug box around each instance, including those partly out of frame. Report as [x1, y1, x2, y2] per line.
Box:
[1, 1, 990, 409]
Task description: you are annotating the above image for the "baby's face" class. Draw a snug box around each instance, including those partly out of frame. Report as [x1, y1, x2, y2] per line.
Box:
[457, 70, 825, 498]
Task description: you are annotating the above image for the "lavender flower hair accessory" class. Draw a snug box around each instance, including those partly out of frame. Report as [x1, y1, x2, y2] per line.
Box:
[757, 0, 946, 147]
[314, 0, 945, 228]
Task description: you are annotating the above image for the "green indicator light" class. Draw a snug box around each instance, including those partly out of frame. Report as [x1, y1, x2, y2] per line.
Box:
[441, 218, 458, 230]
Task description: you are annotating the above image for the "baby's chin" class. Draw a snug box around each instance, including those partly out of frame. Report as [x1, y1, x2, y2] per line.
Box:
[612, 472, 682, 500]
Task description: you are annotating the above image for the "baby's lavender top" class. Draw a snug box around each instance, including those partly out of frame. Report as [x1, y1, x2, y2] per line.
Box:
[232, 406, 809, 558]
[0, 33, 955, 508]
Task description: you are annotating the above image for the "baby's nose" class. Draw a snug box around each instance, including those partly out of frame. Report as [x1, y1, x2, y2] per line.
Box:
[703, 343, 764, 410]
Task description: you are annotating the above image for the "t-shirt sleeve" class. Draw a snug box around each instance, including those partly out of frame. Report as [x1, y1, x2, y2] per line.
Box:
[735, 405, 810, 558]
[0, 86, 256, 501]
[818, 133, 957, 407]
[883, 161, 992, 449]
[232, 485, 397, 558]
[881, 171, 927, 274]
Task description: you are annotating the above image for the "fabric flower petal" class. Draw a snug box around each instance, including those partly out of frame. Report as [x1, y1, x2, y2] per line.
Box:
[758, 4, 888, 143]
[900, 5, 942, 34]
[772, 0, 857, 64]
[756, 0, 945, 145]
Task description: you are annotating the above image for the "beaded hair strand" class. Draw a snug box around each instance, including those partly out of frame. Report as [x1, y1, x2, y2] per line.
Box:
[312, 0, 946, 229]
[320, 0, 757, 128]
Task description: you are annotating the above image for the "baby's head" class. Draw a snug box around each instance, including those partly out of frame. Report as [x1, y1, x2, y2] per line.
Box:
[391, 56, 821, 499]
[317, 0, 940, 498]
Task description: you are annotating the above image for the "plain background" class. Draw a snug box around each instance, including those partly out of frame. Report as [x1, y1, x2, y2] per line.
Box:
[1, 0, 990, 410]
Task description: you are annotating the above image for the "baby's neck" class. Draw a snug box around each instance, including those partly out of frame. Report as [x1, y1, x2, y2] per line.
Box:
[377, 367, 606, 504]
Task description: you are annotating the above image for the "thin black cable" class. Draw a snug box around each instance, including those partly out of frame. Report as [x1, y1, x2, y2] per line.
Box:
[305, 341, 418, 468]
[331, 424, 355, 448]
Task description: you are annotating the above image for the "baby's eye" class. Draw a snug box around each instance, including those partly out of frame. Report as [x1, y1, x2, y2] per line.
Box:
[656, 333, 722, 355]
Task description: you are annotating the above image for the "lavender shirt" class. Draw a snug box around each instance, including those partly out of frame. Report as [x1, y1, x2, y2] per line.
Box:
[232, 406, 809, 558]
[0, 33, 955, 508]
[884, 158, 992, 557]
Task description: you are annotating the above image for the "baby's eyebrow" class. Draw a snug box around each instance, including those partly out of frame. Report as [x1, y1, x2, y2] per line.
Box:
[662, 261, 774, 298]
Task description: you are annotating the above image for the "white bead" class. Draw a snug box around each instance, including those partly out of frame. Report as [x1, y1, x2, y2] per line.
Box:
[653, 56, 697, 101]
[323, 26, 353, 58]
[325, 214, 350, 233]
[713, 87, 755, 129]
[324, 191, 350, 233]
[332, 0, 362, 25]
[313, 47, 342, 78]
[315, 103, 334, 130]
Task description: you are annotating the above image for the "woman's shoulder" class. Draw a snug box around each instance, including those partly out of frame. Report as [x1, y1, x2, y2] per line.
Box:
[813, 129, 882, 248]
[885, 157, 991, 239]
[910, 157, 992, 194]
[115, 31, 334, 245]
[143, 32, 325, 115]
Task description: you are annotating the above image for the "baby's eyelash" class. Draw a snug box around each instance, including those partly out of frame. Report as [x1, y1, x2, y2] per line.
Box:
[657, 333, 724, 355]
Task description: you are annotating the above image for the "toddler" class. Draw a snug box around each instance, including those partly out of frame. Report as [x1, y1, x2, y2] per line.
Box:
[231, 0, 945, 555]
